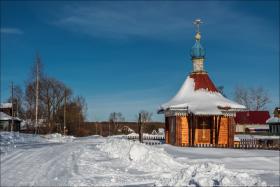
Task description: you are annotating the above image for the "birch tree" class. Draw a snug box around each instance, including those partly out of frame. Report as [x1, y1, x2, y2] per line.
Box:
[109, 112, 125, 134]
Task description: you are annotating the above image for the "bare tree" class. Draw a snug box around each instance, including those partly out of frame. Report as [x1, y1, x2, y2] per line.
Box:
[139, 110, 153, 123]
[249, 87, 270, 110]
[40, 77, 72, 133]
[217, 86, 226, 97]
[138, 110, 153, 143]
[109, 112, 125, 134]
[234, 86, 270, 110]
[22, 53, 88, 135]
[63, 96, 87, 135]
[25, 58, 72, 133]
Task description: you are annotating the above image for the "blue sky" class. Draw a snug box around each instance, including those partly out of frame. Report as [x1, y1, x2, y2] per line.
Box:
[1, 1, 279, 122]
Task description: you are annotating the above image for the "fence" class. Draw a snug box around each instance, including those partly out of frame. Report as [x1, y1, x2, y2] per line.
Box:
[235, 138, 280, 150]
[126, 134, 164, 145]
[179, 139, 279, 150]
[125, 135, 279, 150]
[127, 134, 165, 140]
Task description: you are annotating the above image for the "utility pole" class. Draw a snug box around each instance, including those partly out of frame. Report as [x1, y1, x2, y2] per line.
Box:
[95, 122, 97, 135]
[64, 89, 66, 135]
[16, 98, 19, 117]
[108, 121, 110, 136]
[11, 82, 14, 132]
[35, 57, 39, 134]
[138, 113, 143, 143]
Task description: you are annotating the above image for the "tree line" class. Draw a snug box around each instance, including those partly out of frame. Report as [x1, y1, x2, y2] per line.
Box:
[8, 54, 87, 135]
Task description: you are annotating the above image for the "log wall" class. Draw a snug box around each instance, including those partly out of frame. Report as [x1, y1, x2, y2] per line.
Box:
[165, 115, 234, 147]
[218, 117, 229, 145]
[175, 116, 188, 145]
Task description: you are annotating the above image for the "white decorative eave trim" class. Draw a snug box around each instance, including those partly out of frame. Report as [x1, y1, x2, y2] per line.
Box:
[164, 110, 188, 117]
[157, 106, 188, 114]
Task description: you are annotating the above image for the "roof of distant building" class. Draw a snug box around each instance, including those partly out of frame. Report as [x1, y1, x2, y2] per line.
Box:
[0, 103, 12, 109]
[0, 112, 21, 121]
[235, 111, 270, 124]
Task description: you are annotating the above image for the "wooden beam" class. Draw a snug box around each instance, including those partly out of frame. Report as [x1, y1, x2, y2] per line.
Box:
[214, 116, 218, 145]
[192, 115, 196, 146]
[228, 117, 234, 148]
[227, 117, 230, 147]
[216, 116, 221, 145]
[191, 114, 195, 146]
[210, 116, 213, 144]
[187, 114, 191, 146]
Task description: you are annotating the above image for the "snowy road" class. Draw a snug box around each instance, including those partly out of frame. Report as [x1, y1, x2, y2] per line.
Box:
[1, 133, 279, 186]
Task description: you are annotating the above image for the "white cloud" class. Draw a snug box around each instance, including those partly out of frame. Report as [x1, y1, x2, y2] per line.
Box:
[53, 2, 228, 40]
[51, 1, 278, 43]
[0, 28, 23, 35]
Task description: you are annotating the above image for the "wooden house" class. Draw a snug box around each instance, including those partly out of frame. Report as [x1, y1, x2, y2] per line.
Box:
[0, 112, 21, 131]
[235, 111, 270, 133]
[158, 19, 246, 147]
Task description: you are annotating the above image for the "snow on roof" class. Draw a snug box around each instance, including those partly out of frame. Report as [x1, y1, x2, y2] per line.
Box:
[246, 125, 269, 130]
[160, 75, 246, 115]
[235, 134, 280, 140]
[0, 112, 22, 121]
[266, 117, 280, 124]
[0, 112, 12, 120]
[234, 136, 240, 141]
[0, 103, 12, 108]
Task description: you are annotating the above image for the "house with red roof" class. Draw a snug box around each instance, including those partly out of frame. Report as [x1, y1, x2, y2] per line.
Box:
[235, 111, 270, 133]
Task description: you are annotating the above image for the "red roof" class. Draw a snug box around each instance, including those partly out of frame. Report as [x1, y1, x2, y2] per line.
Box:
[235, 111, 270, 124]
[190, 73, 218, 92]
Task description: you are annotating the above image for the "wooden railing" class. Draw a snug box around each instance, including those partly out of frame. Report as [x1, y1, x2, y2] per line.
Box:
[127, 135, 165, 140]
[179, 141, 280, 150]
[126, 134, 164, 145]
[125, 135, 279, 150]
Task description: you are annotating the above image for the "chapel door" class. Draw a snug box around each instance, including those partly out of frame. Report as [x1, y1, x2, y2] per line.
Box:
[196, 116, 211, 144]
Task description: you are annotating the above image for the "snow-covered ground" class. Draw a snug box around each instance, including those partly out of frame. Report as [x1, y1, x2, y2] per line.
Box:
[1, 132, 279, 186]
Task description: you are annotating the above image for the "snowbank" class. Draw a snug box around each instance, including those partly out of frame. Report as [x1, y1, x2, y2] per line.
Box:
[156, 162, 266, 186]
[97, 137, 266, 186]
[0, 132, 75, 154]
[42, 133, 75, 143]
[0, 132, 45, 153]
[97, 137, 181, 172]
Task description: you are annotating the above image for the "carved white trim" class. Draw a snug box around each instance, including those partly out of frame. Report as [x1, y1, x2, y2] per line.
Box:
[193, 58, 204, 72]
[164, 110, 188, 117]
